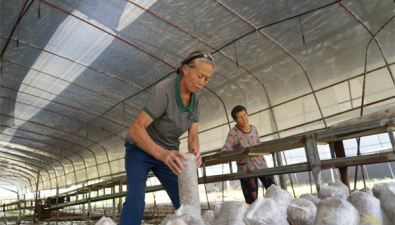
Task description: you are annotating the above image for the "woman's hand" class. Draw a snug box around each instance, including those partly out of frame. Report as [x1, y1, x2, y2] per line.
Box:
[189, 147, 202, 168]
[158, 149, 187, 175]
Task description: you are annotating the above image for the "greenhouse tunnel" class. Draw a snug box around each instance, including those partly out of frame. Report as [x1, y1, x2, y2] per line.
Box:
[0, 0, 394, 224]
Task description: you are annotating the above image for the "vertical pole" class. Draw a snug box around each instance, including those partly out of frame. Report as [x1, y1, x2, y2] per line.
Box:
[388, 162, 395, 180]
[119, 181, 123, 215]
[203, 183, 210, 210]
[18, 195, 21, 225]
[308, 172, 313, 193]
[360, 165, 367, 188]
[272, 152, 277, 167]
[275, 152, 287, 190]
[363, 165, 372, 188]
[82, 202, 86, 222]
[333, 141, 351, 191]
[34, 170, 41, 223]
[294, 173, 299, 185]
[23, 194, 25, 216]
[354, 138, 362, 189]
[112, 187, 116, 222]
[56, 186, 59, 225]
[387, 126, 395, 153]
[329, 142, 336, 182]
[272, 152, 279, 185]
[3, 204, 6, 225]
[335, 169, 340, 181]
[304, 134, 323, 192]
[282, 151, 296, 198]
[330, 169, 335, 182]
[87, 187, 91, 225]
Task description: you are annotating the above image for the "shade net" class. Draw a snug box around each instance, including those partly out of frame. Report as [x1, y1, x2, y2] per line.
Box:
[0, 0, 394, 192]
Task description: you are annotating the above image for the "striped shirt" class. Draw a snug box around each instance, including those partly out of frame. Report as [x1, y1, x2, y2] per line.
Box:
[125, 76, 200, 150]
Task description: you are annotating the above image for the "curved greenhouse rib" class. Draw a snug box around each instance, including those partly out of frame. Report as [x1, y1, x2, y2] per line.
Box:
[214, 0, 328, 131]
[0, 162, 44, 185]
[0, 84, 128, 129]
[27, 1, 234, 143]
[126, 0, 277, 132]
[1, 84, 119, 176]
[41, 0, 175, 69]
[3, 171, 33, 190]
[0, 96, 124, 141]
[0, 36, 147, 93]
[204, 87, 231, 130]
[335, 2, 395, 116]
[0, 156, 54, 190]
[0, 131, 78, 186]
[0, 0, 29, 59]
[360, 16, 395, 116]
[1, 57, 141, 111]
[0, 146, 68, 188]
[0, 153, 58, 190]
[0, 130, 97, 181]
[336, 1, 394, 81]
[0, 179, 21, 194]
[0, 177, 26, 193]
[0, 113, 105, 175]
[0, 166, 41, 190]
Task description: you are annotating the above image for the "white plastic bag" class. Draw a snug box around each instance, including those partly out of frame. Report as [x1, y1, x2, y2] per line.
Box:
[95, 216, 117, 225]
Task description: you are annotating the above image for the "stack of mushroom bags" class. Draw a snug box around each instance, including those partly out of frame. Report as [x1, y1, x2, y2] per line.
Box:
[161, 181, 395, 225]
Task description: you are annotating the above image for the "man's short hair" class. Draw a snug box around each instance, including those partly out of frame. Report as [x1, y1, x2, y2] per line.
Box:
[231, 105, 247, 120]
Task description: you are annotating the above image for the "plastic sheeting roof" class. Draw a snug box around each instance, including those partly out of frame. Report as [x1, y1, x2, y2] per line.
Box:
[0, 0, 394, 193]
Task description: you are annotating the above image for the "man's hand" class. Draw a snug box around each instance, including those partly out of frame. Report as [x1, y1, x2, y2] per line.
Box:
[158, 149, 187, 175]
[189, 147, 202, 168]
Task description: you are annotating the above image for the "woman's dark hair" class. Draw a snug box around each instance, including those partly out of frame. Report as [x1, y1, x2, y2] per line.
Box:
[176, 50, 214, 75]
[231, 105, 247, 120]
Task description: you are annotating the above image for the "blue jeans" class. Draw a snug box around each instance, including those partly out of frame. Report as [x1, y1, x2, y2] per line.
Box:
[119, 143, 180, 225]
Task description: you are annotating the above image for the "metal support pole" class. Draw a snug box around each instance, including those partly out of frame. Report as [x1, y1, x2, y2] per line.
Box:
[87, 187, 91, 225]
[112, 198, 116, 221]
[363, 165, 371, 188]
[118, 181, 123, 215]
[329, 142, 336, 159]
[304, 134, 323, 192]
[203, 182, 210, 210]
[387, 126, 395, 153]
[18, 201, 21, 225]
[112, 187, 116, 222]
[354, 137, 362, 189]
[282, 151, 296, 198]
[329, 142, 336, 182]
[82, 202, 86, 222]
[23, 194, 25, 216]
[272, 152, 279, 185]
[56, 186, 59, 225]
[3, 204, 6, 225]
[333, 141, 351, 192]
[294, 173, 299, 185]
[275, 152, 287, 190]
[272, 152, 277, 167]
[388, 162, 395, 180]
[360, 165, 367, 188]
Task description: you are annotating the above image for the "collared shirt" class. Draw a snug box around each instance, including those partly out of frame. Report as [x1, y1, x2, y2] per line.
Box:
[125, 76, 200, 150]
[221, 125, 268, 172]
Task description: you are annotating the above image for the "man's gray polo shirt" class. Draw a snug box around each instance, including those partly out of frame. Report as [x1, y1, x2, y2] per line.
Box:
[125, 75, 200, 150]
